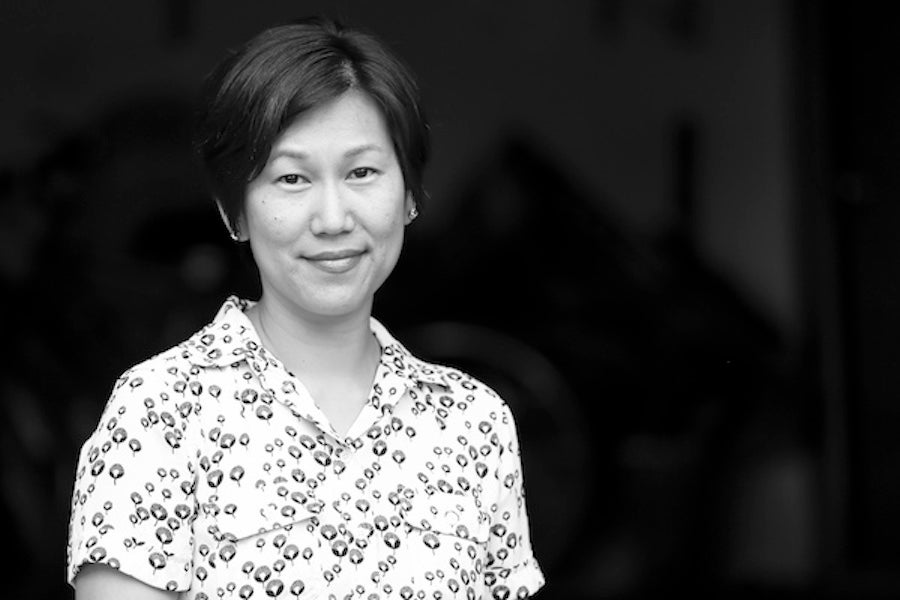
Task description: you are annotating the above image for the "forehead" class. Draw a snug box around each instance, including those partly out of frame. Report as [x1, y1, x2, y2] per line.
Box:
[271, 90, 392, 155]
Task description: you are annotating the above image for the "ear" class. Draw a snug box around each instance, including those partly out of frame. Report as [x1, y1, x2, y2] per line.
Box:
[215, 200, 247, 242]
[403, 191, 417, 226]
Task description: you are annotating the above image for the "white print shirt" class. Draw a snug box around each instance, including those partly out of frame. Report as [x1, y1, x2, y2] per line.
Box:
[67, 296, 545, 600]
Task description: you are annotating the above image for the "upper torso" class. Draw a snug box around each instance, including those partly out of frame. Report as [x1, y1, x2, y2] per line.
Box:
[67, 297, 544, 600]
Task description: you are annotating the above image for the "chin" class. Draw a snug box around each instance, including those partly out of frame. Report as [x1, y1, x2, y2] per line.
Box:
[302, 295, 372, 319]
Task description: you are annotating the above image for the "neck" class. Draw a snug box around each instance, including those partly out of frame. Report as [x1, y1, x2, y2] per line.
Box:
[250, 297, 379, 380]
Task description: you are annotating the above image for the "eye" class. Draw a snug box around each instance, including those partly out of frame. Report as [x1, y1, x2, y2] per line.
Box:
[348, 167, 378, 180]
[277, 174, 304, 185]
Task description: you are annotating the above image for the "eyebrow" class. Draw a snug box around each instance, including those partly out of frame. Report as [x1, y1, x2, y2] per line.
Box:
[269, 144, 387, 161]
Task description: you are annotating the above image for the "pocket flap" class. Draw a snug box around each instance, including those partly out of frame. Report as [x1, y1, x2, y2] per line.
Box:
[402, 490, 489, 543]
[207, 474, 321, 542]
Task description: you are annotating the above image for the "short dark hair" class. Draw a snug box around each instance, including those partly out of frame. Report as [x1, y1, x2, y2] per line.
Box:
[193, 16, 430, 234]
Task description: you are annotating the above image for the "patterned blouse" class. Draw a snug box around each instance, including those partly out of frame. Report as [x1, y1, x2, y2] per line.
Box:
[67, 296, 544, 599]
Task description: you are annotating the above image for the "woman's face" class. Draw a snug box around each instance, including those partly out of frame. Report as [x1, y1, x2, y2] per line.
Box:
[241, 90, 414, 322]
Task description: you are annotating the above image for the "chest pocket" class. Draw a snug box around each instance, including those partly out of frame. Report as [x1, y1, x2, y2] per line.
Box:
[401, 490, 489, 544]
[202, 461, 323, 544]
[208, 487, 316, 547]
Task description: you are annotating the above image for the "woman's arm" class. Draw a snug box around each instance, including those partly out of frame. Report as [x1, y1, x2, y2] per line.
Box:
[74, 564, 178, 600]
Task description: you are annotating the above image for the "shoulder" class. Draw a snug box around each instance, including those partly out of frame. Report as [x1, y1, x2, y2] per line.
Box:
[109, 343, 200, 396]
[123, 343, 195, 376]
[371, 318, 515, 423]
[112, 295, 254, 389]
[411, 356, 517, 425]
[82, 340, 210, 464]
[99, 324, 228, 431]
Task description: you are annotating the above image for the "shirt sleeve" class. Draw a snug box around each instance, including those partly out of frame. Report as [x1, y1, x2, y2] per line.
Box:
[67, 360, 199, 592]
[485, 402, 545, 598]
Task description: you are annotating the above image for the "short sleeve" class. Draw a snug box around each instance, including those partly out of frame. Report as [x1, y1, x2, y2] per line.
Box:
[66, 362, 199, 592]
[485, 403, 545, 598]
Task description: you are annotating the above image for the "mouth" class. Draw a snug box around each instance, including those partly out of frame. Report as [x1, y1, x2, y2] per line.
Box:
[306, 249, 365, 261]
[304, 248, 366, 274]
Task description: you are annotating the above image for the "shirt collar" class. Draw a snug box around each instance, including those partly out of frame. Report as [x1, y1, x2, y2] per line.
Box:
[179, 296, 261, 367]
[369, 317, 450, 390]
[182, 296, 449, 389]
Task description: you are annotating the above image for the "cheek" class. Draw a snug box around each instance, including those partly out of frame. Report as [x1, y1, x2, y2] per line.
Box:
[248, 200, 295, 242]
[377, 212, 406, 243]
[359, 199, 403, 235]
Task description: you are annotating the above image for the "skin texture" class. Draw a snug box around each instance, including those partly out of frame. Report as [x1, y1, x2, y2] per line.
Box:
[75, 564, 177, 600]
[240, 89, 413, 327]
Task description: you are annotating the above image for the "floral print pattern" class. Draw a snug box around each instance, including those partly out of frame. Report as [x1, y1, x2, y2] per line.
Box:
[67, 297, 544, 599]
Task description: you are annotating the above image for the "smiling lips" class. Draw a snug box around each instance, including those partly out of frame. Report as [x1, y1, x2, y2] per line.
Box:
[305, 249, 365, 274]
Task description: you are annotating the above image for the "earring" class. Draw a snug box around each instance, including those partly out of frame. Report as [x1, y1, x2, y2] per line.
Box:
[408, 206, 419, 221]
[229, 225, 241, 242]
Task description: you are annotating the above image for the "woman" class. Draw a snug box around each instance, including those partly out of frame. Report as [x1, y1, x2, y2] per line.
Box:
[67, 16, 544, 600]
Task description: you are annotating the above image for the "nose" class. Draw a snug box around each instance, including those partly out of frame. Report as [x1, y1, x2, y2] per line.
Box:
[310, 181, 354, 235]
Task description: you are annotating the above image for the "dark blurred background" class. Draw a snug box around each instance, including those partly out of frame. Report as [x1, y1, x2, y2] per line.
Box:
[2, 0, 900, 598]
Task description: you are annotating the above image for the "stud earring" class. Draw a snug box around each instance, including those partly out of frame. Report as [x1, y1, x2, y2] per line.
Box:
[229, 225, 241, 242]
[408, 206, 419, 221]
